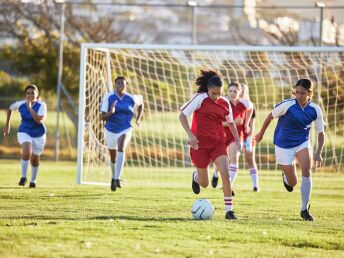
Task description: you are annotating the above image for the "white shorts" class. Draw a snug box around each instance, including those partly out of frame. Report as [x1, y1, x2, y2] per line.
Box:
[17, 133, 46, 156]
[105, 128, 132, 150]
[275, 141, 311, 165]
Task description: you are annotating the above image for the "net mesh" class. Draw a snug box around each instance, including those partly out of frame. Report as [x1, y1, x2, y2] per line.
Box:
[79, 46, 344, 184]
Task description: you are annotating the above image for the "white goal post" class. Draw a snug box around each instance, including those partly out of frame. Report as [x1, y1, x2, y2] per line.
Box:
[77, 43, 344, 185]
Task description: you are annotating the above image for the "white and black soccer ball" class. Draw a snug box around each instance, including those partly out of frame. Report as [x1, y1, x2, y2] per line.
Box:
[191, 199, 214, 220]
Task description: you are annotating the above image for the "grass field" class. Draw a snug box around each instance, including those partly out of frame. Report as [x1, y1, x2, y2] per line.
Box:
[0, 160, 344, 257]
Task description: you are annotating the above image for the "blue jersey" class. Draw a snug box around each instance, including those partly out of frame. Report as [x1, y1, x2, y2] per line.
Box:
[272, 98, 325, 148]
[100, 92, 143, 133]
[10, 100, 47, 137]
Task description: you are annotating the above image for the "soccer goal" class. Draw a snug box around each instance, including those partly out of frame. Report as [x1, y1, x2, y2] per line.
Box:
[77, 43, 344, 185]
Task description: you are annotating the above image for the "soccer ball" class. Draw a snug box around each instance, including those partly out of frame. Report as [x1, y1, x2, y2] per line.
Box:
[191, 199, 214, 220]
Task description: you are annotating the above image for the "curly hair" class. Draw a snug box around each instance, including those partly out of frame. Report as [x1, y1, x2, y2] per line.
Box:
[195, 69, 223, 93]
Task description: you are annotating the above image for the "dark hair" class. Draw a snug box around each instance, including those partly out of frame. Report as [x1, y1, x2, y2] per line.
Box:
[292, 78, 313, 96]
[228, 81, 242, 91]
[196, 69, 223, 93]
[114, 76, 126, 83]
[24, 84, 39, 95]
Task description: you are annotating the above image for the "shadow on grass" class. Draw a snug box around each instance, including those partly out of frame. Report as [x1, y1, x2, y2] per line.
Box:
[93, 215, 193, 222]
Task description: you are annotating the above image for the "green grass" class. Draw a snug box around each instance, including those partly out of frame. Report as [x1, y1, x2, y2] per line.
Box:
[0, 160, 344, 257]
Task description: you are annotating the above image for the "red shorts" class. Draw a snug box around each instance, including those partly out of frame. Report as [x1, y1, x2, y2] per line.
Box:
[190, 142, 227, 169]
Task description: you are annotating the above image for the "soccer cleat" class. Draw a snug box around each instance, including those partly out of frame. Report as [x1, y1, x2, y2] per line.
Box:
[18, 177, 27, 186]
[192, 172, 200, 194]
[29, 182, 36, 188]
[225, 211, 237, 220]
[110, 178, 116, 191]
[300, 204, 314, 221]
[282, 173, 293, 192]
[231, 190, 235, 197]
[211, 174, 218, 188]
[253, 187, 259, 192]
[115, 179, 122, 188]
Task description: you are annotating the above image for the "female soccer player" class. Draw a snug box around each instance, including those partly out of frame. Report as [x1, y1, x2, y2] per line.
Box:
[211, 82, 253, 195]
[255, 78, 325, 221]
[179, 69, 241, 220]
[3, 85, 47, 188]
[100, 76, 143, 191]
[240, 83, 259, 192]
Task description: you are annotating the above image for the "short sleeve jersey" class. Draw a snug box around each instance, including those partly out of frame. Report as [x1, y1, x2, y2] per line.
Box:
[10, 100, 47, 137]
[272, 98, 325, 148]
[224, 98, 253, 138]
[100, 92, 143, 133]
[180, 93, 233, 148]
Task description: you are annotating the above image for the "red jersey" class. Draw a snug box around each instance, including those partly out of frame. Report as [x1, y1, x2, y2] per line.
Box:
[224, 98, 252, 144]
[180, 93, 233, 148]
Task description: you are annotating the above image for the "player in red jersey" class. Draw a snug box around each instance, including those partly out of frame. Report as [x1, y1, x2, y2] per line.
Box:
[211, 82, 253, 196]
[240, 83, 259, 192]
[179, 69, 241, 220]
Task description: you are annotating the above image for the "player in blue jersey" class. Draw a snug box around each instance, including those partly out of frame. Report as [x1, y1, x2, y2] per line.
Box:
[3, 85, 47, 188]
[100, 76, 144, 191]
[255, 79, 325, 221]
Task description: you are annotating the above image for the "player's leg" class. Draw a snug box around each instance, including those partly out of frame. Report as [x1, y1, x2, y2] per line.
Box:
[275, 145, 298, 192]
[296, 145, 314, 221]
[190, 148, 211, 194]
[245, 147, 259, 191]
[228, 141, 240, 190]
[214, 155, 236, 220]
[115, 129, 133, 188]
[212, 143, 236, 219]
[211, 164, 219, 188]
[105, 129, 117, 191]
[17, 133, 32, 186]
[29, 135, 46, 188]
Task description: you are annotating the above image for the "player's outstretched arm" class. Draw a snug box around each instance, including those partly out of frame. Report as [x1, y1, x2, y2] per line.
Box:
[314, 132, 325, 171]
[255, 112, 273, 143]
[136, 103, 144, 126]
[179, 112, 198, 150]
[3, 109, 13, 136]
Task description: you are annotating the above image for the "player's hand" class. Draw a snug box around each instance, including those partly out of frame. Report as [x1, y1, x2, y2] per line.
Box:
[236, 141, 243, 153]
[136, 119, 141, 128]
[3, 125, 10, 136]
[110, 101, 117, 114]
[244, 124, 251, 134]
[254, 132, 263, 143]
[313, 154, 323, 173]
[234, 117, 243, 125]
[244, 136, 253, 152]
[26, 100, 32, 109]
[188, 133, 199, 150]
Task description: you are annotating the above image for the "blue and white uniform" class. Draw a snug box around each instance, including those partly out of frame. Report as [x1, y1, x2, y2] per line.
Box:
[100, 92, 143, 149]
[10, 100, 47, 155]
[271, 98, 325, 165]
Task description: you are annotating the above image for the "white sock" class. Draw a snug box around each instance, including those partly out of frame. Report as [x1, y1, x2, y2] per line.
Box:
[283, 173, 290, 186]
[31, 166, 39, 183]
[193, 172, 199, 183]
[301, 176, 312, 211]
[213, 168, 219, 178]
[224, 197, 233, 212]
[110, 161, 116, 179]
[229, 164, 238, 187]
[249, 167, 258, 188]
[21, 159, 29, 178]
[115, 152, 125, 180]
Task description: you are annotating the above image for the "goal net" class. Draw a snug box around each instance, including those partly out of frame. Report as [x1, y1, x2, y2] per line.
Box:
[77, 44, 344, 185]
